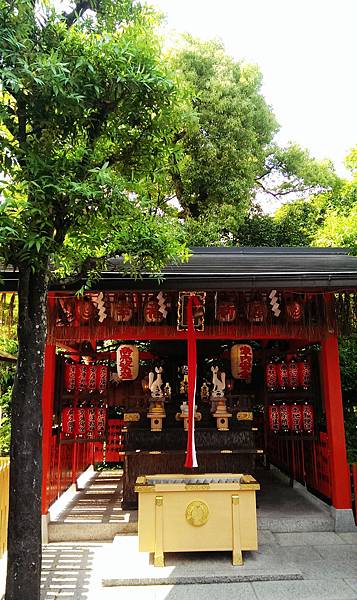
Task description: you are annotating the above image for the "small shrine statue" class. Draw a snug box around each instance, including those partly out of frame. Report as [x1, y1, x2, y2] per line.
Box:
[164, 382, 171, 399]
[180, 400, 189, 416]
[210, 366, 231, 431]
[200, 381, 209, 401]
[149, 366, 164, 398]
[147, 366, 165, 431]
[177, 400, 201, 431]
[179, 365, 189, 395]
[211, 365, 226, 398]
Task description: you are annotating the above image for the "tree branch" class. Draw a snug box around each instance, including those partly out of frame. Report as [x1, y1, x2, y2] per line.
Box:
[255, 165, 273, 181]
[63, 0, 98, 28]
[173, 130, 186, 144]
[17, 96, 27, 147]
[255, 179, 317, 199]
[0, 104, 17, 138]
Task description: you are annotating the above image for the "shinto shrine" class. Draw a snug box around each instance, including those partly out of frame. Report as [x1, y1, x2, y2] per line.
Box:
[4, 246, 357, 546]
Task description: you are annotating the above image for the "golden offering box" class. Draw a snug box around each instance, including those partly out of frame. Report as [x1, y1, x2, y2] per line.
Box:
[135, 472, 260, 567]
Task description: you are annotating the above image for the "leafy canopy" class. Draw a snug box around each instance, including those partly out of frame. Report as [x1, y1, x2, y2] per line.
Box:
[0, 0, 188, 279]
[169, 37, 278, 219]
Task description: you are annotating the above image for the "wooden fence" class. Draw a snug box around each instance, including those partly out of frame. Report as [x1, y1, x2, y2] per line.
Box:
[267, 431, 332, 501]
[0, 457, 10, 560]
[44, 434, 95, 512]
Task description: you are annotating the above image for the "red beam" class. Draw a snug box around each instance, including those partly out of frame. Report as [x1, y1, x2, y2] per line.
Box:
[53, 324, 324, 343]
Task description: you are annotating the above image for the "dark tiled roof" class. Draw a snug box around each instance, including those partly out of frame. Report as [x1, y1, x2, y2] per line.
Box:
[100, 247, 357, 291]
[2, 247, 357, 291]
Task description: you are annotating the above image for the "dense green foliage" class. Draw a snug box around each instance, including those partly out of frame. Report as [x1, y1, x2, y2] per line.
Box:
[0, 330, 17, 456]
[0, 3, 191, 597]
[258, 143, 339, 199]
[339, 338, 357, 463]
[170, 37, 278, 219]
[0, 0, 188, 279]
[247, 146, 357, 253]
[0, 362, 16, 456]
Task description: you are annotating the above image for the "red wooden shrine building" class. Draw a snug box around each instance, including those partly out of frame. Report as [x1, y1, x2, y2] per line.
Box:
[5, 246, 357, 533]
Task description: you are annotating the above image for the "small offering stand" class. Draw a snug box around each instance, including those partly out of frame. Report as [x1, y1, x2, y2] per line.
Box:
[135, 472, 260, 567]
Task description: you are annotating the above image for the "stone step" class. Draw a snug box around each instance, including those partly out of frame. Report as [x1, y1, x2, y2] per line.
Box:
[49, 510, 334, 542]
[257, 515, 335, 533]
[101, 535, 303, 586]
[48, 520, 137, 542]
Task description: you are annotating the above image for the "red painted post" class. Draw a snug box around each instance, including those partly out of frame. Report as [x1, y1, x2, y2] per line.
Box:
[320, 335, 352, 509]
[41, 340, 56, 514]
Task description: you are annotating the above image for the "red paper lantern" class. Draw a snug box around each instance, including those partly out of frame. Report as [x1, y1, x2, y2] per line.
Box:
[111, 298, 133, 323]
[246, 300, 267, 323]
[96, 406, 107, 437]
[56, 298, 75, 326]
[96, 365, 108, 393]
[75, 297, 95, 324]
[265, 361, 277, 390]
[269, 404, 280, 432]
[289, 404, 302, 432]
[288, 360, 299, 390]
[75, 406, 86, 435]
[286, 300, 303, 322]
[76, 364, 88, 392]
[117, 344, 139, 381]
[276, 361, 289, 390]
[216, 301, 237, 323]
[279, 404, 291, 431]
[302, 403, 314, 432]
[144, 299, 164, 323]
[298, 360, 312, 389]
[62, 407, 75, 434]
[86, 365, 97, 392]
[85, 406, 96, 438]
[64, 363, 76, 392]
[230, 344, 253, 380]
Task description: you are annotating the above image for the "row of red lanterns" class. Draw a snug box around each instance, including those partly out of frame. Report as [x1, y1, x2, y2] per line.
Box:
[269, 403, 314, 433]
[57, 294, 168, 326]
[62, 406, 107, 437]
[57, 293, 306, 327]
[265, 359, 311, 391]
[216, 297, 304, 323]
[64, 363, 109, 393]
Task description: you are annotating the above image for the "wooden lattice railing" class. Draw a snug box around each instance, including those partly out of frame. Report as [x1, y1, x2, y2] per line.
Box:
[267, 431, 332, 501]
[44, 434, 95, 511]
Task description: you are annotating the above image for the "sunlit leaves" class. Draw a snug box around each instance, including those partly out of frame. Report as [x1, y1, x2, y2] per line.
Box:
[169, 36, 278, 218]
[0, 0, 187, 278]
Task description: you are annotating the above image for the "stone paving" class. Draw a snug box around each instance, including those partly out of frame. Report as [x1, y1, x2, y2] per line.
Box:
[49, 471, 137, 541]
[40, 531, 357, 600]
[39, 468, 357, 598]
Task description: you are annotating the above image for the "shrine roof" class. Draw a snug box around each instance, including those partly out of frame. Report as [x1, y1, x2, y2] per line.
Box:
[2, 247, 357, 291]
[97, 247, 357, 291]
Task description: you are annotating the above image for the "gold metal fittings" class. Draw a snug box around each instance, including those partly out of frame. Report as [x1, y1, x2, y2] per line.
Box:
[185, 500, 209, 527]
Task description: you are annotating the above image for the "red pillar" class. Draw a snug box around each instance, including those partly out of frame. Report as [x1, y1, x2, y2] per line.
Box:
[41, 294, 56, 514]
[321, 335, 351, 509]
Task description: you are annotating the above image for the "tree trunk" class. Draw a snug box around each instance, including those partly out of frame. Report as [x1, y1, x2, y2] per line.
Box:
[6, 264, 49, 600]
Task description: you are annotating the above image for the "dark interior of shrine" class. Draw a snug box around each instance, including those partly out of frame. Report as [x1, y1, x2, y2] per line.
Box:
[58, 337, 323, 509]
